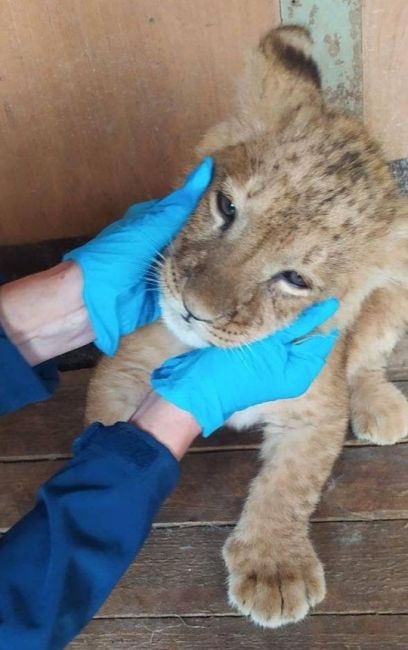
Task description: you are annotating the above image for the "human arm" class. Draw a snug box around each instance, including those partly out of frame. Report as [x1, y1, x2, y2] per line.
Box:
[0, 263, 87, 415]
[152, 298, 340, 437]
[0, 157, 213, 368]
[0, 159, 213, 415]
[0, 262, 93, 367]
[0, 393, 198, 650]
[0, 298, 337, 648]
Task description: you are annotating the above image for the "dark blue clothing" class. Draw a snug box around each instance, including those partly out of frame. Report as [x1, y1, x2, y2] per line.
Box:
[0, 327, 59, 415]
[0, 330, 180, 649]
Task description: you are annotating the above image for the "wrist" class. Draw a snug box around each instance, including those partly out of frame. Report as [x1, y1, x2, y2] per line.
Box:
[129, 392, 201, 460]
[0, 262, 94, 365]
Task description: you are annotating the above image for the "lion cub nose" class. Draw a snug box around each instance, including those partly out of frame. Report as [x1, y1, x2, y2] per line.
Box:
[182, 296, 215, 323]
[182, 295, 233, 324]
[182, 307, 208, 323]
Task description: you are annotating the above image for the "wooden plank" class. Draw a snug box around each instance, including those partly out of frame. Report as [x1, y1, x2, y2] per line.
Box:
[153, 444, 408, 523]
[1, 444, 408, 530]
[388, 338, 408, 382]
[4, 524, 404, 625]
[72, 614, 408, 650]
[0, 0, 280, 245]
[92, 522, 408, 616]
[362, 0, 408, 160]
[0, 368, 262, 459]
[1, 368, 408, 460]
[280, 0, 363, 114]
[0, 369, 91, 459]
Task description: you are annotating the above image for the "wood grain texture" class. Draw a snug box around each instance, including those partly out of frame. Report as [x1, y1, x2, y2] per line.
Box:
[0, 369, 91, 459]
[71, 615, 408, 650]
[363, 0, 408, 160]
[85, 522, 408, 616]
[2, 442, 408, 529]
[1, 369, 407, 460]
[0, 0, 279, 244]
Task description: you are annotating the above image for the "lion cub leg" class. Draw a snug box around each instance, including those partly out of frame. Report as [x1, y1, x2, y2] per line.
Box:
[347, 287, 408, 445]
[86, 320, 189, 425]
[223, 352, 348, 628]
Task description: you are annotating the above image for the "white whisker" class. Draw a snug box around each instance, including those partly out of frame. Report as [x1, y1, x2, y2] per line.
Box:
[145, 270, 162, 279]
[143, 278, 160, 286]
[144, 281, 162, 289]
[144, 271, 161, 281]
[232, 345, 253, 375]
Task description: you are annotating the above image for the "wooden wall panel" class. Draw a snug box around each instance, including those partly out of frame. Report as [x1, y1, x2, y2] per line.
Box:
[3, 1, 407, 245]
[363, 0, 408, 160]
[0, 1, 279, 245]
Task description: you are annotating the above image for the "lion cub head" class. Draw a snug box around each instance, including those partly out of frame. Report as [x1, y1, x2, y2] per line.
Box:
[160, 26, 405, 349]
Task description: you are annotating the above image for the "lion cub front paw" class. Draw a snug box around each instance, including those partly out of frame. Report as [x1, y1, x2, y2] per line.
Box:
[351, 380, 408, 445]
[223, 534, 325, 628]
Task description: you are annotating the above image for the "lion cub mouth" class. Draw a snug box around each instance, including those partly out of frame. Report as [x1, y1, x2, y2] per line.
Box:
[159, 258, 216, 349]
[160, 293, 212, 349]
[158, 254, 259, 350]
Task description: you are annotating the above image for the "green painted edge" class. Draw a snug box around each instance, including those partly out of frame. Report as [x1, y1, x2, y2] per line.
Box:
[391, 158, 408, 195]
[280, 0, 363, 115]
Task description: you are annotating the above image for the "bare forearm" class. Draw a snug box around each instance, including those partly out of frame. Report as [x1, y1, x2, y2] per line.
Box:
[0, 262, 94, 366]
[129, 392, 201, 460]
[0, 263, 200, 457]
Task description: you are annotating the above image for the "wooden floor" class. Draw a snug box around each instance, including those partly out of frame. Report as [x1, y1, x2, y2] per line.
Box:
[1, 340, 408, 649]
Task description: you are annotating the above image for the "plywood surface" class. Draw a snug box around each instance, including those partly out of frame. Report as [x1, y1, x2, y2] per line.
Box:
[2, 1, 408, 247]
[363, 0, 408, 160]
[0, 0, 279, 245]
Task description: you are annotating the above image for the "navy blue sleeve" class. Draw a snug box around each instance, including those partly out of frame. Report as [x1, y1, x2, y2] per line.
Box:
[0, 327, 59, 415]
[0, 422, 180, 650]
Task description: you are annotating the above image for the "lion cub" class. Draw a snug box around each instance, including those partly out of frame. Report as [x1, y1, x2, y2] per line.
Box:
[87, 26, 408, 628]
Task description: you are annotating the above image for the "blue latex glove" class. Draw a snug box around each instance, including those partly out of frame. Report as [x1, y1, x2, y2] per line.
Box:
[64, 158, 213, 356]
[152, 298, 339, 437]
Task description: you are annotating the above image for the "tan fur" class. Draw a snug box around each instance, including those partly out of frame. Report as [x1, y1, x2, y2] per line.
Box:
[86, 27, 408, 628]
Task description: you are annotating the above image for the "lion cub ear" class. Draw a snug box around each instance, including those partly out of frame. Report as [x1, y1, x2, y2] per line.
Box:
[240, 26, 323, 123]
[197, 26, 324, 157]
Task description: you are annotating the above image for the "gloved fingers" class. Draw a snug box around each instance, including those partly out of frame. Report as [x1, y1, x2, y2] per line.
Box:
[156, 157, 213, 215]
[132, 158, 213, 260]
[67, 159, 213, 266]
[282, 345, 330, 396]
[85, 292, 120, 357]
[289, 356, 326, 394]
[151, 348, 202, 383]
[121, 199, 160, 225]
[118, 284, 161, 335]
[151, 356, 183, 381]
[290, 329, 339, 361]
[173, 157, 214, 208]
[278, 298, 339, 344]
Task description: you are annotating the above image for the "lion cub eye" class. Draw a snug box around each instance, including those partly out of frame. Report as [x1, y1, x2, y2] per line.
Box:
[216, 191, 236, 231]
[274, 270, 310, 290]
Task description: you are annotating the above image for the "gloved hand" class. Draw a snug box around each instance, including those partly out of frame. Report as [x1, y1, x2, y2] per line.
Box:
[151, 298, 339, 437]
[64, 158, 213, 356]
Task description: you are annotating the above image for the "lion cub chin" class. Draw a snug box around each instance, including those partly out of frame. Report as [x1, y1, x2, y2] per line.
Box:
[86, 26, 408, 628]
